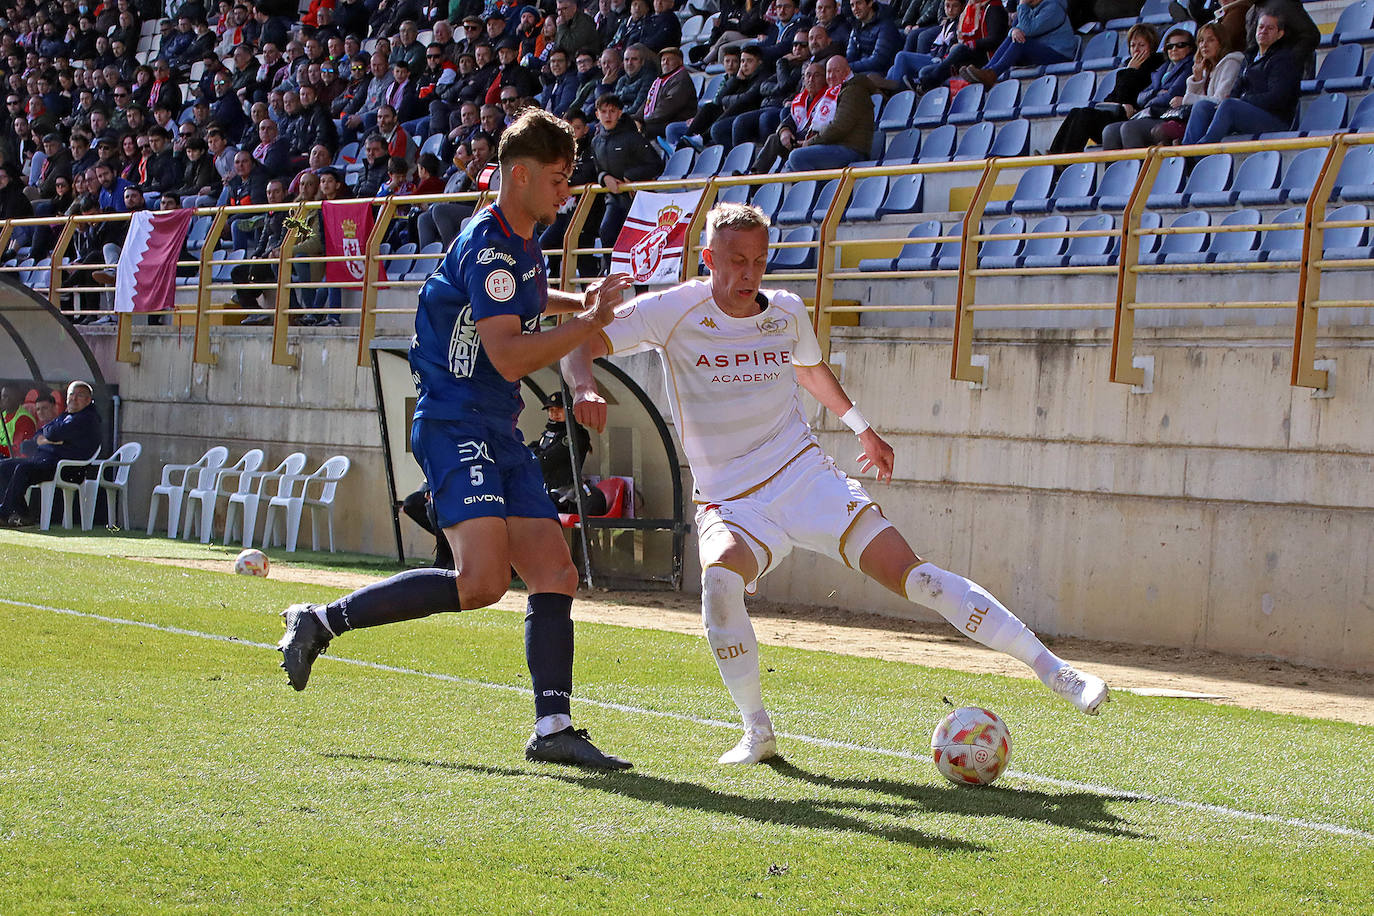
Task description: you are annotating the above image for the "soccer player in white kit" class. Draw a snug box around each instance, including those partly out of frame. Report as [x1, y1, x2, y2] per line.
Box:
[569, 202, 1110, 764]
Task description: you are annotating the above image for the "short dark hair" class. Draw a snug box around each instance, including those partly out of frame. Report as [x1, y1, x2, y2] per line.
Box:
[497, 108, 575, 171]
[387, 155, 408, 174]
[595, 92, 623, 110]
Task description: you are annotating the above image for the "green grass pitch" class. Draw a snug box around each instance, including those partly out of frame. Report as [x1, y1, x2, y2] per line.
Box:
[1, 534, 1371, 915]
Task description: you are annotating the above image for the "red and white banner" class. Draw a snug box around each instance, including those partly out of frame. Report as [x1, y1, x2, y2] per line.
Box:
[322, 199, 388, 285]
[610, 189, 705, 285]
[113, 208, 194, 313]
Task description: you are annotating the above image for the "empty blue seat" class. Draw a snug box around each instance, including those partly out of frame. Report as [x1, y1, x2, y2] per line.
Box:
[769, 225, 816, 270]
[810, 178, 840, 221]
[1242, 147, 1325, 205]
[846, 176, 889, 221]
[1258, 207, 1307, 262]
[1303, 43, 1363, 92]
[1019, 162, 1093, 214]
[982, 80, 1020, 120]
[981, 214, 1060, 269]
[1009, 214, 1071, 268]
[1140, 0, 1172, 24]
[965, 216, 1024, 268]
[1334, 146, 1374, 201]
[883, 128, 921, 165]
[1192, 150, 1279, 207]
[880, 173, 924, 215]
[947, 84, 986, 125]
[1264, 93, 1348, 140]
[1153, 210, 1211, 264]
[1154, 154, 1231, 208]
[1327, 0, 1374, 45]
[1179, 208, 1261, 264]
[776, 179, 818, 224]
[701, 73, 724, 98]
[418, 133, 445, 159]
[986, 165, 1054, 216]
[916, 124, 956, 163]
[686, 144, 725, 178]
[1322, 203, 1372, 259]
[912, 87, 950, 128]
[1350, 92, 1374, 130]
[1054, 71, 1096, 115]
[1079, 30, 1120, 70]
[1018, 75, 1058, 117]
[952, 121, 994, 161]
[1043, 34, 1087, 74]
[717, 142, 755, 176]
[659, 146, 694, 181]
[1064, 214, 1118, 267]
[1089, 69, 1119, 105]
[858, 219, 940, 271]
[878, 90, 917, 131]
[1060, 158, 1139, 211]
[750, 181, 784, 220]
[717, 184, 750, 204]
[988, 119, 1030, 158]
[1141, 156, 1188, 207]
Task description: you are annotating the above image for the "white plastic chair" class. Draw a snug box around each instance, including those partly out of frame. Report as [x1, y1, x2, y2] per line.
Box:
[29, 447, 102, 531]
[224, 452, 307, 549]
[94, 442, 141, 530]
[146, 446, 229, 538]
[262, 455, 351, 552]
[181, 448, 264, 544]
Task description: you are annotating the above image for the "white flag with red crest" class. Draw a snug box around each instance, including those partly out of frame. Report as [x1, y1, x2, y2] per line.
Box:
[609, 189, 705, 285]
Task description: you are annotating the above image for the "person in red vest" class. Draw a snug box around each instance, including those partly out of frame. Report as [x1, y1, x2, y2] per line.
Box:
[0, 385, 37, 459]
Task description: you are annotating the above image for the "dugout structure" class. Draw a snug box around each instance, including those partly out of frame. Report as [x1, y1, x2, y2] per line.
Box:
[371, 342, 687, 589]
[0, 277, 117, 456]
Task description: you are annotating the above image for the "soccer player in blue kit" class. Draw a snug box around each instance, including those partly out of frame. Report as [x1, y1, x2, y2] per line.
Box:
[276, 109, 636, 770]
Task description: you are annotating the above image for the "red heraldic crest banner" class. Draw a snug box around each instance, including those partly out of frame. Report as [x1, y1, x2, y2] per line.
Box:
[610, 189, 706, 285]
[323, 199, 388, 284]
[113, 208, 195, 312]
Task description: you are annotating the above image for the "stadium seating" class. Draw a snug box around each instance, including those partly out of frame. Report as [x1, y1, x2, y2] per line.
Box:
[223, 452, 308, 550]
[879, 90, 917, 131]
[987, 119, 1031, 158]
[1172, 208, 1262, 264]
[982, 81, 1021, 121]
[261, 455, 352, 553]
[951, 121, 994, 161]
[883, 128, 921, 165]
[880, 174, 925, 216]
[1241, 147, 1326, 205]
[916, 124, 957, 163]
[1153, 154, 1232, 208]
[718, 142, 756, 177]
[776, 180, 818, 224]
[181, 448, 264, 544]
[1065, 214, 1120, 267]
[659, 147, 694, 181]
[1259, 208, 1309, 262]
[947, 85, 986, 126]
[1150, 211, 1212, 265]
[95, 442, 142, 532]
[1321, 202, 1372, 258]
[1332, 145, 1374, 201]
[1018, 76, 1059, 117]
[846, 176, 889, 221]
[986, 165, 1054, 216]
[1018, 163, 1094, 214]
[685, 145, 724, 179]
[769, 226, 817, 270]
[912, 88, 950, 128]
[1192, 150, 1280, 207]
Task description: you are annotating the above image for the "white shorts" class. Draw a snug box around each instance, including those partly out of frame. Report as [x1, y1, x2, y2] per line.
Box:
[694, 444, 892, 588]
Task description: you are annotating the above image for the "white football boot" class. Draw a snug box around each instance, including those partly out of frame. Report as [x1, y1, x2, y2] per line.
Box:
[1050, 663, 1111, 715]
[718, 729, 777, 764]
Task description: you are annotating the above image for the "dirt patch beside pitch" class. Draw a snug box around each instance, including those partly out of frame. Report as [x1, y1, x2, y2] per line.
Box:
[154, 557, 1374, 726]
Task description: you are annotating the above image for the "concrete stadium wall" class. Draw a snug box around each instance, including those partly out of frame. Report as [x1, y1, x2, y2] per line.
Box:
[80, 321, 1373, 672]
[614, 324, 1374, 674]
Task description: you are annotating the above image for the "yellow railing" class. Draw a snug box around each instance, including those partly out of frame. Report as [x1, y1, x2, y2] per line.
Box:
[5, 133, 1374, 389]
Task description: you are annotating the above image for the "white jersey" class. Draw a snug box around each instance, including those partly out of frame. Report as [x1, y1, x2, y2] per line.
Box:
[599, 278, 824, 502]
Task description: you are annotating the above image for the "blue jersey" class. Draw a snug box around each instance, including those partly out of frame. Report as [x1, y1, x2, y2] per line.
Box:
[409, 204, 549, 424]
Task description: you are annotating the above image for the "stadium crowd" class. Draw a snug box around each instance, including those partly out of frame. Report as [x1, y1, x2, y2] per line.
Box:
[0, 0, 1338, 319]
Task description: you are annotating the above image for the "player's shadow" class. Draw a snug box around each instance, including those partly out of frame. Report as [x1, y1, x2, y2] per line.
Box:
[764, 758, 1146, 840]
[323, 751, 987, 852]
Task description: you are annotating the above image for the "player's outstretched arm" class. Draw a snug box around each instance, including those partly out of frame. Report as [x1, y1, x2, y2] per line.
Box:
[562, 333, 612, 433]
[545, 274, 634, 315]
[476, 275, 632, 384]
[793, 362, 896, 482]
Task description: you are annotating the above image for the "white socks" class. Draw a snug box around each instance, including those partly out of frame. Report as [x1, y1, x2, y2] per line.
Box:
[701, 565, 770, 729]
[535, 713, 572, 737]
[904, 563, 1065, 685]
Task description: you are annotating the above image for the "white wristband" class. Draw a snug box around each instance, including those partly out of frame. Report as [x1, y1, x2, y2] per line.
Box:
[840, 406, 870, 435]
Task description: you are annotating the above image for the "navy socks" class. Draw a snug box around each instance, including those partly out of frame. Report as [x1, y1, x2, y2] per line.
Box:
[323, 568, 462, 635]
[525, 592, 575, 720]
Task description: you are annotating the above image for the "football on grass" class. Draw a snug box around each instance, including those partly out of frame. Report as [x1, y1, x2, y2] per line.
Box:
[931, 706, 1011, 786]
[233, 549, 270, 577]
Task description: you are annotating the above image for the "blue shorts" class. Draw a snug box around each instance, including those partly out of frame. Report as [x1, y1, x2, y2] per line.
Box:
[411, 415, 556, 528]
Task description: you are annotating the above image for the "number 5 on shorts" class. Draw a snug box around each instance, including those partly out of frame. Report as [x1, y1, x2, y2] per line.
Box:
[470, 466, 484, 486]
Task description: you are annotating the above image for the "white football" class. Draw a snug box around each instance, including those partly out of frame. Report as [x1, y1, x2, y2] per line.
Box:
[931, 706, 1012, 787]
[233, 548, 270, 577]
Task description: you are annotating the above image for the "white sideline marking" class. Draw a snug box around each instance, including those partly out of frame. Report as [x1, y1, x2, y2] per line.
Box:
[6, 597, 1373, 843]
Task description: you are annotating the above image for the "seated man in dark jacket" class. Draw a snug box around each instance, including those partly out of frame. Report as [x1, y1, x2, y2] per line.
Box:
[1182, 11, 1299, 144]
[230, 177, 290, 324]
[0, 380, 103, 526]
[591, 92, 663, 267]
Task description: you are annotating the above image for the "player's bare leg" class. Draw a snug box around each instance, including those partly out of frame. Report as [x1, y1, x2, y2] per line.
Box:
[856, 524, 1110, 715]
[699, 525, 777, 764]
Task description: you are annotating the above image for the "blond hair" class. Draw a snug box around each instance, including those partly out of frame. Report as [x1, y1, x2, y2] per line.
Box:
[705, 202, 770, 246]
